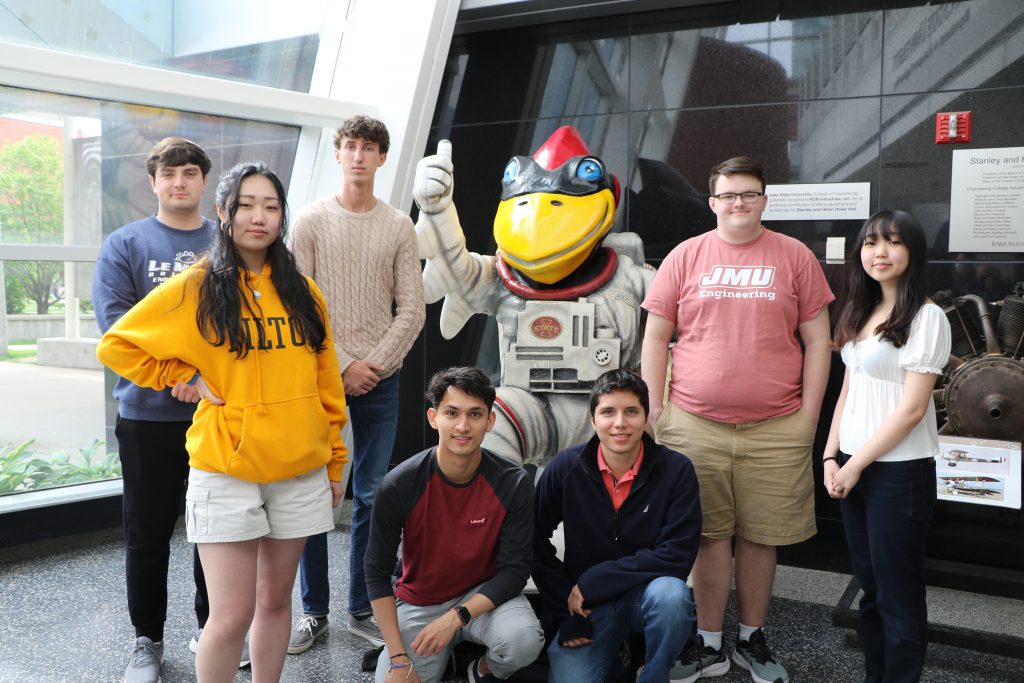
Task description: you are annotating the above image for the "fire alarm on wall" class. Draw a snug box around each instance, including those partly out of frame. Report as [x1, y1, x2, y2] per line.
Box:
[936, 111, 972, 144]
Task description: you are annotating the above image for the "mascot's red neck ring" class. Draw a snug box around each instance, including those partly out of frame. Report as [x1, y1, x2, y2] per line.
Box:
[495, 247, 618, 301]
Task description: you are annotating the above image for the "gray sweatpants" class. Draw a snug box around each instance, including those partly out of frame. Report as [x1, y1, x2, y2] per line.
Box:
[375, 586, 544, 683]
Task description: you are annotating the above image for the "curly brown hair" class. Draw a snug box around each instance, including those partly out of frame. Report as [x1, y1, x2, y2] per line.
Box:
[333, 115, 390, 153]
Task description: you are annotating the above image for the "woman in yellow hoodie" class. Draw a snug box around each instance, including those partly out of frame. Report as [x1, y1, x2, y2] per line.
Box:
[97, 161, 348, 683]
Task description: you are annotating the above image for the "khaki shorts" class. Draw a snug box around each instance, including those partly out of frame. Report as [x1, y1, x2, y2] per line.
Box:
[655, 403, 816, 545]
[185, 466, 335, 543]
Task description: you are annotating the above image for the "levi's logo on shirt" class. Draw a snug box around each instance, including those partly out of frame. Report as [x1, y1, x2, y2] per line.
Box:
[698, 265, 777, 301]
[469, 517, 487, 525]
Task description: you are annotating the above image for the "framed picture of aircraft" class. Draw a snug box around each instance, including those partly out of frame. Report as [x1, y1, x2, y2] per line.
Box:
[936, 436, 1021, 509]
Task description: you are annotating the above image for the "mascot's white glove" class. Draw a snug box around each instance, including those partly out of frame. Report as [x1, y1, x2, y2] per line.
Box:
[412, 140, 498, 338]
[413, 140, 454, 215]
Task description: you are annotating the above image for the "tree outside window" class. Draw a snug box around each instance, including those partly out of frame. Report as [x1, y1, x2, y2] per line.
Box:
[0, 134, 65, 314]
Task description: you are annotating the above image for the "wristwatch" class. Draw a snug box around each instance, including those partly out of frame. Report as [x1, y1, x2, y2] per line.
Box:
[452, 605, 471, 626]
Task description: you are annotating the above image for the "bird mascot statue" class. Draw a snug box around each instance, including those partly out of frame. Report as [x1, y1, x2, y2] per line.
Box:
[414, 126, 655, 466]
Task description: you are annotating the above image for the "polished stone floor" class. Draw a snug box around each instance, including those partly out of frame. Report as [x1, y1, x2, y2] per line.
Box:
[1, 514, 1022, 683]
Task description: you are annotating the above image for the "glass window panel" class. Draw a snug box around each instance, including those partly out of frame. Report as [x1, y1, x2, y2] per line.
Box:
[0, 87, 300, 251]
[432, 16, 630, 126]
[0, 0, 333, 92]
[883, 0, 1024, 95]
[1, 259, 112, 496]
[0, 84, 300, 500]
[630, 11, 882, 111]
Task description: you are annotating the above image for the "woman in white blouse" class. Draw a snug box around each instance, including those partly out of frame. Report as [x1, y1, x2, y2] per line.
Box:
[823, 210, 951, 683]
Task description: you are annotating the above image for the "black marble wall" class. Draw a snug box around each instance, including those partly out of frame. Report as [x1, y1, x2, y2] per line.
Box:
[389, 0, 1024, 579]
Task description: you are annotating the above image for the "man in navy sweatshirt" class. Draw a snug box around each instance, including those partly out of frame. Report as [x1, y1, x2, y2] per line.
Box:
[93, 137, 231, 683]
[532, 369, 701, 682]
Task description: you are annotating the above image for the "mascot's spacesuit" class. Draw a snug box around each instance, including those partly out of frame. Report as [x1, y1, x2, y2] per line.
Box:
[414, 127, 654, 465]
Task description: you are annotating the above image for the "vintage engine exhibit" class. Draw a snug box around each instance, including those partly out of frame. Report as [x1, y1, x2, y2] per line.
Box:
[935, 285, 1024, 443]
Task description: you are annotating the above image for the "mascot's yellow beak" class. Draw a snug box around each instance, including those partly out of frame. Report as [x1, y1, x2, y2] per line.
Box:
[494, 188, 615, 284]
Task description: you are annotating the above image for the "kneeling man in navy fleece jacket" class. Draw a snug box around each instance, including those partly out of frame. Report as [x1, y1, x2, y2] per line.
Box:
[532, 369, 701, 683]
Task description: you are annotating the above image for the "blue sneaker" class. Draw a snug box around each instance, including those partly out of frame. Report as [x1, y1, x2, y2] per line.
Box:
[732, 628, 789, 683]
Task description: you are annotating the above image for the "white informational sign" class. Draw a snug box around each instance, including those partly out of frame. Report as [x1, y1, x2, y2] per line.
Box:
[949, 147, 1024, 252]
[762, 182, 871, 221]
[936, 435, 1022, 509]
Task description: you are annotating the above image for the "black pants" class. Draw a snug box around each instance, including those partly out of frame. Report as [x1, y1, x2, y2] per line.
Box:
[117, 417, 209, 641]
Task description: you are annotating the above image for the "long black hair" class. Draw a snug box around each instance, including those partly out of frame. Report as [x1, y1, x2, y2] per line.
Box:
[195, 161, 327, 357]
[833, 210, 929, 349]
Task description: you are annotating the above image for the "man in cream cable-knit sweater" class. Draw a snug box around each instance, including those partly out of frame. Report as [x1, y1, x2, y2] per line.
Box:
[287, 115, 425, 653]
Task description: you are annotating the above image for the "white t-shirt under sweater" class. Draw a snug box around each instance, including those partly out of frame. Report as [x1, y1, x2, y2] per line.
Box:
[290, 196, 425, 378]
[838, 303, 952, 462]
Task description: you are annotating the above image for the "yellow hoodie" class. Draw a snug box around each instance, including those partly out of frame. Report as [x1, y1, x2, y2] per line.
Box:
[97, 264, 348, 484]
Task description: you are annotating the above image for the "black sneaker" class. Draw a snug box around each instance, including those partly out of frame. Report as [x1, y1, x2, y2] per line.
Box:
[732, 628, 789, 683]
[670, 629, 730, 682]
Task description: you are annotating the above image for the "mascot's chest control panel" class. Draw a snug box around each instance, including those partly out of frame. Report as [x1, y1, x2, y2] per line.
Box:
[502, 298, 621, 393]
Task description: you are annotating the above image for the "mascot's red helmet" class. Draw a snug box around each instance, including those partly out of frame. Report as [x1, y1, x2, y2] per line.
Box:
[493, 126, 619, 284]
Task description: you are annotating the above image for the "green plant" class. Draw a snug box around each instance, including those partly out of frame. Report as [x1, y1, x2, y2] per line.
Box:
[0, 440, 42, 492]
[0, 439, 120, 494]
[0, 348, 36, 361]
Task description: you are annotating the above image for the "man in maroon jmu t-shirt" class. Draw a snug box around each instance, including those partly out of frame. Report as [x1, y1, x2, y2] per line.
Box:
[365, 367, 544, 683]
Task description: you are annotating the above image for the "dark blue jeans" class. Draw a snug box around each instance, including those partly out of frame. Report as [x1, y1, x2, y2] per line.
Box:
[839, 452, 936, 683]
[546, 577, 694, 683]
[299, 373, 400, 616]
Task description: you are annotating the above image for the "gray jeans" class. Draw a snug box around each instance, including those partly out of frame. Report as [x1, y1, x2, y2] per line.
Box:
[375, 586, 544, 683]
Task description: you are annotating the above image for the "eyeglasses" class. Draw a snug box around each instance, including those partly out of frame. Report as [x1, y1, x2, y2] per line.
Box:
[711, 191, 764, 203]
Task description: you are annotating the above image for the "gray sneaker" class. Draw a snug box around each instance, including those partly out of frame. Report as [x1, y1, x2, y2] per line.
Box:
[124, 637, 163, 683]
[732, 628, 789, 683]
[189, 626, 251, 668]
[670, 630, 730, 683]
[288, 614, 329, 654]
[346, 613, 385, 647]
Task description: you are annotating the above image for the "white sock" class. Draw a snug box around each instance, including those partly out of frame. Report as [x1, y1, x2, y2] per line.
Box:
[697, 629, 722, 651]
[738, 623, 761, 641]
